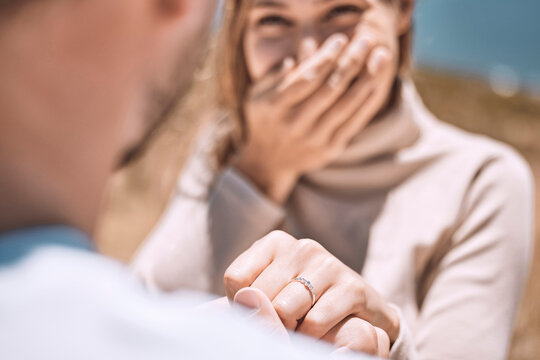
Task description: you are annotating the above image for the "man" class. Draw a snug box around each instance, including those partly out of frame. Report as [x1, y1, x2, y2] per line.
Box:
[0, 0, 368, 358]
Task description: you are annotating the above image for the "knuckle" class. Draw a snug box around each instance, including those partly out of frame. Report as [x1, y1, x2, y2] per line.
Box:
[346, 319, 379, 354]
[321, 256, 341, 273]
[265, 230, 294, 246]
[303, 311, 330, 337]
[349, 280, 368, 307]
[296, 238, 324, 255]
[223, 267, 250, 289]
[346, 55, 362, 69]
[316, 56, 334, 71]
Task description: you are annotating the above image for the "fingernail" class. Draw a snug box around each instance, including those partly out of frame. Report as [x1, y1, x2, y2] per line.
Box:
[301, 38, 318, 55]
[328, 34, 348, 54]
[350, 37, 370, 55]
[368, 47, 390, 75]
[337, 37, 369, 69]
[234, 289, 262, 313]
[282, 57, 295, 72]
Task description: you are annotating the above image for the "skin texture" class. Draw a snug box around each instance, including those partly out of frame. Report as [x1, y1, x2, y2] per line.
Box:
[0, 0, 388, 355]
[234, 0, 413, 204]
[226, 232, 396, 357]
[226, 0, 415, 355]
[0, 0, 217, 234]
[202, 287, 390, 357]
[0, 0, 402, 355]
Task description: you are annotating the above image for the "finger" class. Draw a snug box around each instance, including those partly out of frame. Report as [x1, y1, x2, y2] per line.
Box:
[298, 37, 318, 63]
[367, 46, 393, 77]
[250, 261, 298, 301]
[300, 280, 398, 344]
[375, 327, 391, 358]
[250, 239, 333, 305]
[317, 46, 391, 145]
[271, 268, 335, 330]
[291, 35, 375, 134]
[234, 287, 289, 339]
[311, 70, 375, 144]
[276, 33, 348, 106]
[322, 316, 380, 355]
[249, 57, 295, 100]
[297, 284, 358, 339]
[224, 231, 295, 299]
[327, 35, 374, 90]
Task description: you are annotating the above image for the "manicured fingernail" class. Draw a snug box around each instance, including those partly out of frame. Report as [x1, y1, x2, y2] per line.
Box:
[368, 47, 391, 75]
[234, 288, 262, 314]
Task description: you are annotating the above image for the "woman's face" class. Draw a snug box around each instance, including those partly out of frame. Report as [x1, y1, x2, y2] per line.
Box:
[243, 0, 410, 81]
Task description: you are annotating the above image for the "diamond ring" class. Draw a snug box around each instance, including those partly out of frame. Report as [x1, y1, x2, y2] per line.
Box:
[291, 277, 316, 306]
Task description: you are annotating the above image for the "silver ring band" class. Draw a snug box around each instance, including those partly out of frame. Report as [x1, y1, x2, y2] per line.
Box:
[291, 277, 316, 306]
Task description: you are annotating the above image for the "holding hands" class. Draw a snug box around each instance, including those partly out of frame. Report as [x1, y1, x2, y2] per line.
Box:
[225, 24, 400, 358]
[234, 25, 395, 204]
[225, 231, 399, 358]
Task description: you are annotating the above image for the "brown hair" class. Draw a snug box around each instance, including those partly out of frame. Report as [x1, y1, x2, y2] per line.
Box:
[215, 0, 413, 164]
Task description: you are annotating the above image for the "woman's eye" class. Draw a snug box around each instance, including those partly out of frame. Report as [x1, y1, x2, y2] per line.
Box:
[258, 15, 293, 27]
[326, 5, 364, 20]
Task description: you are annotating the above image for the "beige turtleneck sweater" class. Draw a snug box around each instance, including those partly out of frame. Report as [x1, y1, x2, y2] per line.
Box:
[132, 82, 534, 360]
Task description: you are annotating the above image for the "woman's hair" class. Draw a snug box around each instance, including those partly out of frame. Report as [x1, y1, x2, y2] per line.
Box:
[216, 0, 413, 164]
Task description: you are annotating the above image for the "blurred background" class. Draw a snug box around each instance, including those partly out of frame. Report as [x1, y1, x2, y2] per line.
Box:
[413, 1, 540, 358]
[96, 0, 540, 358]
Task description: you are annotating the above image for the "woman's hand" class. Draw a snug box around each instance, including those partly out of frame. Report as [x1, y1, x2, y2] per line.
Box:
[234, 288, 390, 357]
[224, 231, 399, 357]
[233, 26, 393, 204]
[196, 288, 389, 356]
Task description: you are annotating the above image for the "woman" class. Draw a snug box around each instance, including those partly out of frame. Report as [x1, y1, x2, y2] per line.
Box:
[132, 0, 534, 358]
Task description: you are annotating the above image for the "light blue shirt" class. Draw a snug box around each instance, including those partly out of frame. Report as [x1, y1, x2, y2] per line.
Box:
[0, 227, 365, 359]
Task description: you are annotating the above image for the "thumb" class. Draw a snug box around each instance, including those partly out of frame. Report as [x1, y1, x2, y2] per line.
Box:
[196, 296, 231, 311]
[234, 287, 289, 339]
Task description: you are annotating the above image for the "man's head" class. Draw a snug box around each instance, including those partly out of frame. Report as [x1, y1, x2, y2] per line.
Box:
[0, 0, 217, 233]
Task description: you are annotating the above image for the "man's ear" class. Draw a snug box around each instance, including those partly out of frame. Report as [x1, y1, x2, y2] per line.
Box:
[396, 0, 415, 35]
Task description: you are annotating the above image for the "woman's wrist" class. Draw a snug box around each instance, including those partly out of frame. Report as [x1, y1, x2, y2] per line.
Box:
[232, 152, 298, 205]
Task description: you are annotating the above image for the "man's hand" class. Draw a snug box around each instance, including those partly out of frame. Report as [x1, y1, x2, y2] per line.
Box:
[224, 231, 396, 357]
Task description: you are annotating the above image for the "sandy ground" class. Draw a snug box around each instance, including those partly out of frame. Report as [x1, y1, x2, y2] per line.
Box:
[96, 69, 540, 359]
